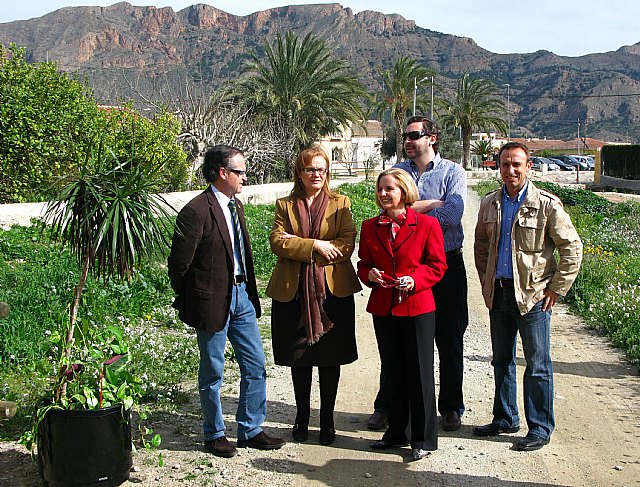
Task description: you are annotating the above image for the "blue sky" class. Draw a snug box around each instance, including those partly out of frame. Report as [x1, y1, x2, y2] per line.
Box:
[2, 1, 639, 57]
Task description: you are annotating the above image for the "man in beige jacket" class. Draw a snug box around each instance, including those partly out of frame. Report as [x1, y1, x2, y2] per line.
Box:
[473, 141, 582, 451]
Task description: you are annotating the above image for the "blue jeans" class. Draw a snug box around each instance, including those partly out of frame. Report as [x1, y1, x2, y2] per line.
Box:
[196, 282, 267, 441]
[489, 285, 554, 440]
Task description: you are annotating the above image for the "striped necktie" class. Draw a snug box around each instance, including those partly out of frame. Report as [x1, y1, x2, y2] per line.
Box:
[228, 199, 246, 276]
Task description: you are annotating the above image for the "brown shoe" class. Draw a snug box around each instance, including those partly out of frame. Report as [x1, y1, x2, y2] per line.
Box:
[204, 436, 237, 458]
[367, 410, 389, 431]
[442, 410, 461, 431]
[237, 431, 286, 450]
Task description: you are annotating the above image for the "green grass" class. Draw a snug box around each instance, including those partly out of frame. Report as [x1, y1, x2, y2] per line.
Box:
[336, 181, 379, 234]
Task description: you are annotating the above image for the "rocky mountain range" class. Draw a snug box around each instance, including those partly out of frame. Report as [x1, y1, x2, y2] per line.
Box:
[1, 2, 639, 142]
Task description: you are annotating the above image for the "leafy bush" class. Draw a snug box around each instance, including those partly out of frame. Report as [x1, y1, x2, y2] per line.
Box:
[100, 106, 190, 193]
[244, 204, 277, 281]
[0, 43, 191, 203]
[533, 182, 617, 216]
[473, 178, 501, 197]
[0, 44, 101, 203]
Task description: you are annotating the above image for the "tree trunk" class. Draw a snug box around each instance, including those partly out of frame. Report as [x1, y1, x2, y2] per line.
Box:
[395, 112, 404, 164]
[462, 126, 472, 170]
[56, 254, 90, 401]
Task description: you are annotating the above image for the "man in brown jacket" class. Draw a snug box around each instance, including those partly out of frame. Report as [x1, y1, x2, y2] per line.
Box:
[168, 145, 284, 458]
[473, 142, 582, 451]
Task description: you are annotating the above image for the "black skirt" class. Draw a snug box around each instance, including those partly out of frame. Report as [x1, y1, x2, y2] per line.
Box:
[271, 291, 357, 367]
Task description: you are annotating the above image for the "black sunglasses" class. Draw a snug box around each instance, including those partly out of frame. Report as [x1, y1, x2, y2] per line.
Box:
[226, 168, 246, 176]
[402, 130, 428, 141]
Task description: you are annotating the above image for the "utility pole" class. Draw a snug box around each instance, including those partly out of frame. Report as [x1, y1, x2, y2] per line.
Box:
[413, 77, 417, 116]
[413, 76, 432, 117]
[577, 118, 581, 155]
[503, 84, 511, 141]
[430, 76, 434, 120]
[576, 118, 581, 184]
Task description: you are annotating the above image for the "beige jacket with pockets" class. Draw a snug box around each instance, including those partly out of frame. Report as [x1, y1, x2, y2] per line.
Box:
[474, 181, 583, 315]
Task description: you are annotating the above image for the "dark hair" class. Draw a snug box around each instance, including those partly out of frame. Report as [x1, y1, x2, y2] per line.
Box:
[498, 141, 530, 163]
[406, 116, 441, 153]
[201, 145, 244, 184]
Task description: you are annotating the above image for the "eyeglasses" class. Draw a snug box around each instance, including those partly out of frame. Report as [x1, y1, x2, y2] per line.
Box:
[226, 168, 246, 176]
[402, 130, 428, 141]
[302, 167, 327, 175]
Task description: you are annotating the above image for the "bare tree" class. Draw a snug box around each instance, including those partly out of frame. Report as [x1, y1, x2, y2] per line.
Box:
[125, 74, 295, 185]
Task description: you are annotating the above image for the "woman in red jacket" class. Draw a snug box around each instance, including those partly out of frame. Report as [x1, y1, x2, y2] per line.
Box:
[357, 168, 447, 460]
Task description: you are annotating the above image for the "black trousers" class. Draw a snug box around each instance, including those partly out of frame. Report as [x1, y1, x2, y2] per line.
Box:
[374, 252, 469, 417]
[373, 312, 437, 451]
[433, 252, 469, 415]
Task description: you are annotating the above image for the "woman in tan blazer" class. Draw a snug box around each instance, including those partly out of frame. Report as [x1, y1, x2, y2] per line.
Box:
[266, 146, 361, 446]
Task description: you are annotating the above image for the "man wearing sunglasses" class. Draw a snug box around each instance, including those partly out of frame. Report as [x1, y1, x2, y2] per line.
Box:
[169, 145, 285, 458]
[367, 116, 469, 433]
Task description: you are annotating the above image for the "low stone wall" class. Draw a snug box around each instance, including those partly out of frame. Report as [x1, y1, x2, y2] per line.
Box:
[599, 175, 640, 194]
[0, 177, 365, 229]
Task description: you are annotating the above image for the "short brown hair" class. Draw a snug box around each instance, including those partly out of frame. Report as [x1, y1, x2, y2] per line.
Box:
[498, 141, 530, 162]
[202, 145, 244, 183]
[376, 168, 419, 209]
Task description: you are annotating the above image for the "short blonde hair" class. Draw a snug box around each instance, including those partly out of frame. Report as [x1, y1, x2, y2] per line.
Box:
[375, 168, 419, 209]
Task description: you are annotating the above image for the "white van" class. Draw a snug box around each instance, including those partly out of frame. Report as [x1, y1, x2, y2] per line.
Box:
[571, 155, 595, 170]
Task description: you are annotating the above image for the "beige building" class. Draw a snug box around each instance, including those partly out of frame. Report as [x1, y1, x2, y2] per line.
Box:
[317, 120, 384, 175]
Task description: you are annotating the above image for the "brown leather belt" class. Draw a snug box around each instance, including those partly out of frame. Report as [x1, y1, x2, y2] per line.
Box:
[233, 275, 245, 285]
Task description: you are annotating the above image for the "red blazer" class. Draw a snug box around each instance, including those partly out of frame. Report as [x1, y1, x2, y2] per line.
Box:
[357, 207, 447, 317]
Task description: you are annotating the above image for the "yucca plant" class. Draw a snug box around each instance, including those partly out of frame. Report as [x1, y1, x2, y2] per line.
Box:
[43, 140, 174, 405]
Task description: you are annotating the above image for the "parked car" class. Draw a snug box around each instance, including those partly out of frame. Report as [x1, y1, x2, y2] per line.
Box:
[548, 157, 576, 171]
[554, 155, 588, 171]
[585, 156, 595, 170]
[571, 155, 595, 170]
[531, 156, 560, 171]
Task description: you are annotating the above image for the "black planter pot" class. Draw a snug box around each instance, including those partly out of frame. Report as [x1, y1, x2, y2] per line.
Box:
[37, 404, 132, 487]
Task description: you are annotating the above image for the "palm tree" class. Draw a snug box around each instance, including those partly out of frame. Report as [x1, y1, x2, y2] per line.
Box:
[376, 57, 435, 163]
[231, 31, 368, 164]
[436, 73, 508, 169]
[472, 139, 494, 162]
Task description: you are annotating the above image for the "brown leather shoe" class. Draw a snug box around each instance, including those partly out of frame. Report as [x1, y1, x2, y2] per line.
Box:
[237, 431, 286, 450]
[442, 410, 461, 431]
[204, 436, 237, 458]
[367, 410, 389, 430]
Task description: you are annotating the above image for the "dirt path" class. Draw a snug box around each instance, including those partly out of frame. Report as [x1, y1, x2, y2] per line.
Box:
[2, 185, 640, 486]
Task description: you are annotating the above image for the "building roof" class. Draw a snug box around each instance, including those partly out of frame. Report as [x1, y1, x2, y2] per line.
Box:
[352, 120, 383, 138]
[510, 137, 607, 152]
